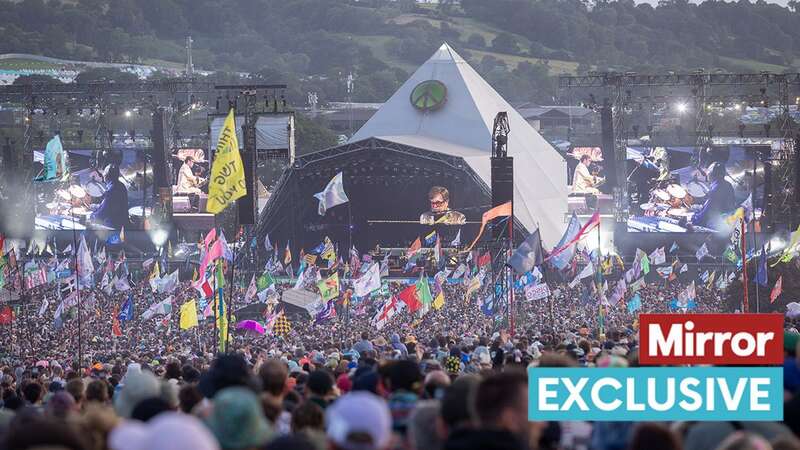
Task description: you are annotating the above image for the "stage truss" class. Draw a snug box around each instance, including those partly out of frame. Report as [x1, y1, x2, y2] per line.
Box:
[558, 72, 800, 229]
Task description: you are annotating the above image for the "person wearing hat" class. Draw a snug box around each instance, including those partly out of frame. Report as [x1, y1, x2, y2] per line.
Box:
[205, 387, 274, 449]
[326, 391, 392, 450]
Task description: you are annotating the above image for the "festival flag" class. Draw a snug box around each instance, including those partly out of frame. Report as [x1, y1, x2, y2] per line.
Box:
[464, 275, 482, 300]
[179, 300, 199, 330]
[569, 262, 594, 288]
[476, 252, 491, 268]
[141, 297, 173, 321]
[314, 300, 337, 324]
[273, 310, 291, 336]
[257, 272, 275, 292]
[284, 241, 292, 265]
[669, 241, 679, 253]
[264, 234, 273, 252]
[204, 228, 217, 250]
[112, 310, 123, 337]
[320, 237, 336, 262]
[372, 296, 404, 330]
[464, 201, 512, 252]
[649, 247, 666, 265]
[656, 266, 673, 279]
[450, 230, 461, 247]
[699, 270, 710, 283]
[0, 305, 14, 325]
[452, 263, 468, 279]
[680, 263, 688, 274]
[245, 274, 257, 302]
[76, 234, 94, 280]
[546, 211, 600, 262]
[354, 263, 381, 297]
[207, 109, 246, 214]
[118, 294, 134, 322]
[406, 237, 422, 258]
[396, 283, 420, 312]
[317, 273, 340, 302]
[508, 229, 544, 274]
[771, 276, 783, 303]
[416, 274, 434, 307]
[637, 249, 650, 276]
[315, 172, 349, 216]
[756, 245, 768, 287]
[629, 278, 646, 293]
[774, 224, 800, 265]
[696, 243, 709, 261]
[706, 270, 717, 290]
[627, 293, 642, 313]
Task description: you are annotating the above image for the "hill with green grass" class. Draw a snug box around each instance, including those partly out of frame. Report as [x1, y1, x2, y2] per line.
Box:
[2, 0, 800, 105]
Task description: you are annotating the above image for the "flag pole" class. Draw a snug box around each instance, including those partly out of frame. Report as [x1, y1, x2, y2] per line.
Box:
[741, 219, 749, 312]
[536, 223, 555, 333]
[226, 221, 238, 351]
[68, 199, 83, 369]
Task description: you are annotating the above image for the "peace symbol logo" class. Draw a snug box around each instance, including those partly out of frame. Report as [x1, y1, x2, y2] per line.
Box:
[410, 80, 447, 111]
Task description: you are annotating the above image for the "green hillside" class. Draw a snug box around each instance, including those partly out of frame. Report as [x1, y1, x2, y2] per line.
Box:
[1, 0, 798, 106]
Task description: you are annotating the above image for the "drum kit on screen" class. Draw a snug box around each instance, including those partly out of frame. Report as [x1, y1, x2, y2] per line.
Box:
[44, 180, 104, 219]
[639, 180, 709, 220]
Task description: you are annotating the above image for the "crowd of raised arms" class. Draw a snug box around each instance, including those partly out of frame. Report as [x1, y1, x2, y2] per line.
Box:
[0, 237, 799, 450]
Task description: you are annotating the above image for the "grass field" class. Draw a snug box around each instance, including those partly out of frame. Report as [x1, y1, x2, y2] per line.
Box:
[0, 58, 63, 70]
[717, 56, 790, 73]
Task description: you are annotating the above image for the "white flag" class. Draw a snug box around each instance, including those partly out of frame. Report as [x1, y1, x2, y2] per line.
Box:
[569, 262, 594, 288]
[264, 234, 273, 252]
[245, 275, 257, 302]
[450, 230, 461, 247]
[315, 172, 349, 216]
[680, 264, 688, 273]
[38, 297, 49, 318]
[354, 263, 381, 297]
[695, 243, 709, 261]
[649, 247, 666, 265]
[77, 235, 94, 278]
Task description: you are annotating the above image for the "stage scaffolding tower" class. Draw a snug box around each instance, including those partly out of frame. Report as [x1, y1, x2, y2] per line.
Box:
[558, 71, 800, 230]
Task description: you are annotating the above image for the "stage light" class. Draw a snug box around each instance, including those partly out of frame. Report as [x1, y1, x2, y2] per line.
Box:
[675, 102, 688, 114]
[769, 236, 786, 253]
[734, 103, 741, 111]
[124, 110, 132, 117]
[149, 228, 169, 247]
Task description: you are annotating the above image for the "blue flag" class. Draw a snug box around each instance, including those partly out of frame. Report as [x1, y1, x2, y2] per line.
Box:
[627, 293, 642, 313]
[508, 229, 543, 274]
[756, 245, 768, 287]
[118, 294, 134, 322]
[480, 294, 495, 316]
[551, 213, 581, 270]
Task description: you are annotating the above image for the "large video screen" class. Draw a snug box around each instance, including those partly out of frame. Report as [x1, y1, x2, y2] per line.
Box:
[33, 139, 149, 231]
[627, 145, 767, 233]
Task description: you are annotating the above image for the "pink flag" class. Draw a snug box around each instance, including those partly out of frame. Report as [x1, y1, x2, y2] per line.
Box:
[204, 228, 217, 250]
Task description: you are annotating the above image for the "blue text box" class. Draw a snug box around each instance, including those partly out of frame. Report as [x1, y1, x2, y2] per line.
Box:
[528, 367, 783, 421]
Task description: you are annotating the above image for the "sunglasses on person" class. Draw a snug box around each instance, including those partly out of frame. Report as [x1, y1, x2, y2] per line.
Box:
[430, 199, 445, 206]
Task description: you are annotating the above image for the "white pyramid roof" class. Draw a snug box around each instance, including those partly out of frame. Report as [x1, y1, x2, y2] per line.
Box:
[350, 43, 567, 246]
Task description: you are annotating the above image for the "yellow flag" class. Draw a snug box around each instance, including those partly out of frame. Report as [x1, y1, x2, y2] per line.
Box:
[179, 300, 198, 330]
[207, 109, 246, 214]
[432, 291, 445, 310]
[149, 261, 160, 280]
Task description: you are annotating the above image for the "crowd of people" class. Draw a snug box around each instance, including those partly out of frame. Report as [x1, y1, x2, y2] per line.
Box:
[0, 240, 798, 450]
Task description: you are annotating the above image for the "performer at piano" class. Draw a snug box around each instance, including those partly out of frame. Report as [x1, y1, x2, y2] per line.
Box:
[572, 154, 602, 195]
[176, 156, 206, 195]
[420, 186, 466, 225]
